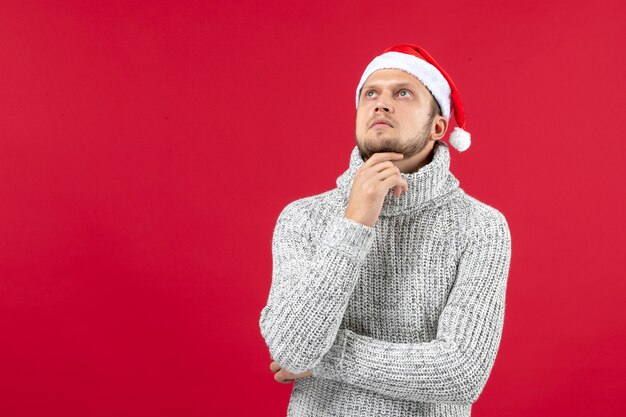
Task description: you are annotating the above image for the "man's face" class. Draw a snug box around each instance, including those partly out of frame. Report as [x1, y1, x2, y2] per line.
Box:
[355, 69, 437, 162]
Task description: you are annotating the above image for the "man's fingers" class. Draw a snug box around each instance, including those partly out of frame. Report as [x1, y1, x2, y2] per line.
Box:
[374, 165, 401, 182]
[274, 369, 295, 384]
[372, 167, 407, 195]
[362, 152, 404, 168]
[381, 175, 408, 193]
[370, 160, 396, 173]
[392, 181, 408, 197]
[269, 361, 281, 373]
[354, 160, 394, 184]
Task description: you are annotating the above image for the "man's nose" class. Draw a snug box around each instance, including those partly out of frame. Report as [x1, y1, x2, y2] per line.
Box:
[374, 95, 393, 113]
[375, 102, 391, 112]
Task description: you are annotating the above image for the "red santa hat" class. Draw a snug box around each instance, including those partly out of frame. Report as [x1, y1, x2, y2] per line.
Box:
[356, 44, 471, 152]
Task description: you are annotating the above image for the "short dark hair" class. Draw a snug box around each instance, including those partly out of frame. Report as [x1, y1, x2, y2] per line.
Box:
[430, 95, 442, 118]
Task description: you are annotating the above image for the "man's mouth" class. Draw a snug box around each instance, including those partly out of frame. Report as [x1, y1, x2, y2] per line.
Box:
[369, 117, 393, 129]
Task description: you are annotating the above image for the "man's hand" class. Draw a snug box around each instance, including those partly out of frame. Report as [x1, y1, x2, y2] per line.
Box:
[269, 359, 312, 384]
[344, 152, 408, 227]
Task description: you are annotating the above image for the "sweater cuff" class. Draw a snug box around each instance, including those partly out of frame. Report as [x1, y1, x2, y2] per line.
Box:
[322, 216, 375, 263]
[311, 328, 349, 379]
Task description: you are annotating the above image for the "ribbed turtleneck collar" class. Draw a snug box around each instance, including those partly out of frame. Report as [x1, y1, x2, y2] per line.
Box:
[336, 141, 461, 216]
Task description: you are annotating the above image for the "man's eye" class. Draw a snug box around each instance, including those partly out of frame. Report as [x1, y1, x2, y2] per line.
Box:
[365, 91, 375, 97]
[398, 90, 411, 97]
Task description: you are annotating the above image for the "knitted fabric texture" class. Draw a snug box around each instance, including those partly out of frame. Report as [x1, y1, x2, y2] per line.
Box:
[259, 141, 512, 417]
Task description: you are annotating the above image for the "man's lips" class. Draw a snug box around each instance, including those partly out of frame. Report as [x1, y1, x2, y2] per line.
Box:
[369, 118, 393, 129]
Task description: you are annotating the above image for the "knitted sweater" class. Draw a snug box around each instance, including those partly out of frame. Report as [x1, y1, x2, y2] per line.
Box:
[259, 141, 512, 417]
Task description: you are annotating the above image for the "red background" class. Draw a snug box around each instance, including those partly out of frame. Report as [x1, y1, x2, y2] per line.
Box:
[1, 1, 625, 416]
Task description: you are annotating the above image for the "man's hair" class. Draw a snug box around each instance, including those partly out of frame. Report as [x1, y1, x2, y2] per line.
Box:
[430, 94, 442, 118]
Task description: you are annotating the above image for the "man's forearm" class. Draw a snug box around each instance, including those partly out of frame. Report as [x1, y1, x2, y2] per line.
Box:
[259, 204, 375, 374]
[312, 216, 511, 404]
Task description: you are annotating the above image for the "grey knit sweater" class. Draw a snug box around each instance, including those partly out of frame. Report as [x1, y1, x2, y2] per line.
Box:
[259, 141, 512, 417]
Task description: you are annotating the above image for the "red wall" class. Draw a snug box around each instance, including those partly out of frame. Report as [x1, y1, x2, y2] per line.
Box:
[1, 1, 624, 416]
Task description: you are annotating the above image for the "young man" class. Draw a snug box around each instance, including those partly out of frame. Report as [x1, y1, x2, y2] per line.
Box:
[259, 44, 512, 417]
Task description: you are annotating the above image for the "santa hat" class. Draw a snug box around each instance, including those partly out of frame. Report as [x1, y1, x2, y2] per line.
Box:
[356, 44, 471, 152]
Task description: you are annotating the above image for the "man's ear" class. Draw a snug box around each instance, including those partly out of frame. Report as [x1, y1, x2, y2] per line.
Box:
[431, 116, 448, 141]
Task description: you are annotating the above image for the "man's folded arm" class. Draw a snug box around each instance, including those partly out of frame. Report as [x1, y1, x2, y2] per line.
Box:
[311, 212, 512, 405]
[259, 201, 375, 375]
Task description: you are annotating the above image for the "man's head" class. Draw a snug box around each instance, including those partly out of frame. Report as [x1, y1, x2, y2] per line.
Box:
[354, 44, 471, 162]
[354, 69, 448, 165]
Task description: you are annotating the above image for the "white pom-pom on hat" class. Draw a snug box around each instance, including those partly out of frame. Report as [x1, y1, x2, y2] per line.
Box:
[356, 44, 472, 152]
[449, 127, 471, 152]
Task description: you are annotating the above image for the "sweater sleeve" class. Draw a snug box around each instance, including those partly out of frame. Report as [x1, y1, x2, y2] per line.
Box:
[310, 212, 512, 405]
[259, 200, 376, 375]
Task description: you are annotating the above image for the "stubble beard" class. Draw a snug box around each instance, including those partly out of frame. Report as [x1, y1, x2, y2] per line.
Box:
[355, 113, 435, 162]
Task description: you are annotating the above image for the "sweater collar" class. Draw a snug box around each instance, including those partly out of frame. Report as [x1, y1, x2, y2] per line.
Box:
[336, 141, 460, 216]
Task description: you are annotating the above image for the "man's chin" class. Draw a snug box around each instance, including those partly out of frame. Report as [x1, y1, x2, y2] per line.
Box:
[363, 142, 403, 156]
[356, 135, 402, 159]
[358, 146, 403, 161]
